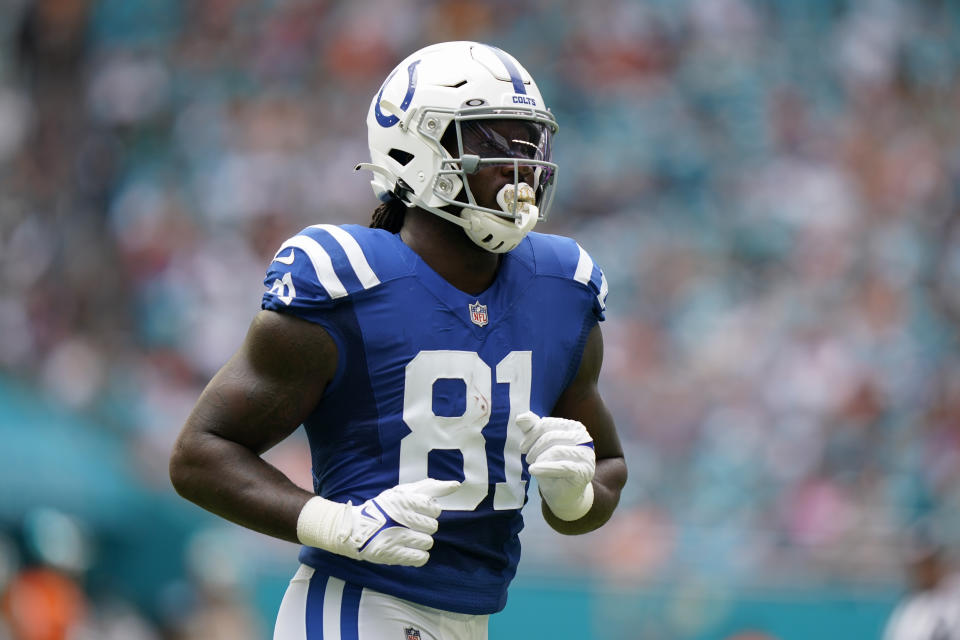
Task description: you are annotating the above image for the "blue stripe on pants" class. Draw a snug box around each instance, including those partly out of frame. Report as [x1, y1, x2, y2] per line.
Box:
[340, 582, 363, 640]
[306, 572, 328, 638]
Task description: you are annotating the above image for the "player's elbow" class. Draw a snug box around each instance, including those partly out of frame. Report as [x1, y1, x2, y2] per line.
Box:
[606, 454, 628, 493]
[168, 431, 204, 501]
[168, 440, 189, 498]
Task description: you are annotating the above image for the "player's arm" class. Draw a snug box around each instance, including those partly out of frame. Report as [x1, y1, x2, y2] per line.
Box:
[169, 308, 458, 566]
[523, 323, 627, 535]
[169, 309, 334, 543]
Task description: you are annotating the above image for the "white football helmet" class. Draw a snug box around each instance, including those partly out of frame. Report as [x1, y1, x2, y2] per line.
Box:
[356, 41, 559, 253]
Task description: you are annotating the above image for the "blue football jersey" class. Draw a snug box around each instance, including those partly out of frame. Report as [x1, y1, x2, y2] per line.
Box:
[261, 224, 607, 614]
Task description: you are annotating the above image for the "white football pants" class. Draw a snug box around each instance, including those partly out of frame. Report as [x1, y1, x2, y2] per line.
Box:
[273, 564, 489, 640]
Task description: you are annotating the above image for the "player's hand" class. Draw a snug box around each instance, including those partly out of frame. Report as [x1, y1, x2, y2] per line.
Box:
[297, 478, 460, 567]
[516, 412, 596, 521]
[345, 479, 460, 566]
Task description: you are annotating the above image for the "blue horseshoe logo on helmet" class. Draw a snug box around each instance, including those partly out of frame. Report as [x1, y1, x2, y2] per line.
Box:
[374, 59, 421, 128]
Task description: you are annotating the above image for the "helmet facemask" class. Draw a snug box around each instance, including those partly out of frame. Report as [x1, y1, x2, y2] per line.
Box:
[426, 106, 558, 252]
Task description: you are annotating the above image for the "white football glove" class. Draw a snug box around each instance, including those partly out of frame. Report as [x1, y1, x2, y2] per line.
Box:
[517, 411, 596, 521]
[296, 478, 460, 567]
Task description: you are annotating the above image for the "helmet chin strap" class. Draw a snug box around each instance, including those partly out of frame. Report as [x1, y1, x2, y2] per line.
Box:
[385, 178, 539, 254]
[460, 182, 538, 254]
[414, 182, 540, 253]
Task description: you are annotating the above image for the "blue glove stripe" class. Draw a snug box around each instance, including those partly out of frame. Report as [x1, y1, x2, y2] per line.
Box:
[579, 442, 595, 449]
[357, 500, 400, 552]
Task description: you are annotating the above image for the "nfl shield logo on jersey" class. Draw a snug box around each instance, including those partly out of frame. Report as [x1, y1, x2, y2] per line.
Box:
[404, 628, 421, 640]
[468, 300, 488, 327]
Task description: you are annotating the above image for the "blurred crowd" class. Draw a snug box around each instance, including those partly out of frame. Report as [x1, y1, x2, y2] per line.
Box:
[2, 0, 960, 636]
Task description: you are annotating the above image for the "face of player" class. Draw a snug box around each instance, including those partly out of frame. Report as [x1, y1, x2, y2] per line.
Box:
[443, 118, 552, 212]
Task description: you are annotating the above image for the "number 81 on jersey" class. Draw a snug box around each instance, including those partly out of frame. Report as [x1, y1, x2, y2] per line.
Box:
[399, 350, 531, 511]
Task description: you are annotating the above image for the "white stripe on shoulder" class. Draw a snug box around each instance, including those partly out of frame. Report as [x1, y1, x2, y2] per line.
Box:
[276, 235, 348, 299]
[310, 224, 381, 290]
[573, 243, 594, 285]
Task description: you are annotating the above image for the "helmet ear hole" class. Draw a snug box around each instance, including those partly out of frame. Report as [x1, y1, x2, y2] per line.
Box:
[388, 149, 414, 166]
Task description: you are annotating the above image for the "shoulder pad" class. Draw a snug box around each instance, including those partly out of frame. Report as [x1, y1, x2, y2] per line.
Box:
[523, 232, 608, 317]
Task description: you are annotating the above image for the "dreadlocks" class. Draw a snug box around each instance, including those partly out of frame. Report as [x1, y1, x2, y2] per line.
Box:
[370, 197, 407, 233]
[370, 196, 407, 232]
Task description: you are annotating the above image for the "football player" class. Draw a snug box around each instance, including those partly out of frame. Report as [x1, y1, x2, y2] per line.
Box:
[170, 41, 628, 639]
